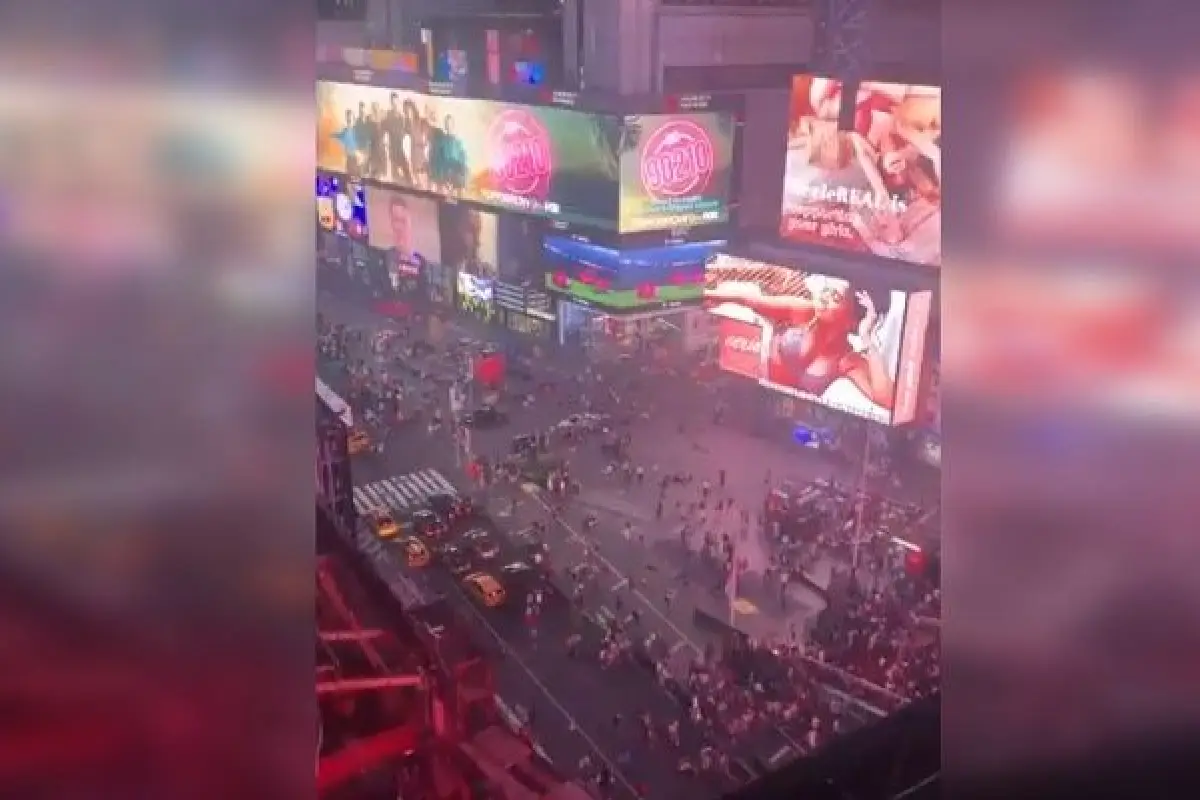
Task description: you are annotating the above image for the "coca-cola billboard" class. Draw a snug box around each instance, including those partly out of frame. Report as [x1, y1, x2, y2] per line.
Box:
[717, 318, 764, 380]
[725, 335, 760, 354]
[704, 253, 934, 426]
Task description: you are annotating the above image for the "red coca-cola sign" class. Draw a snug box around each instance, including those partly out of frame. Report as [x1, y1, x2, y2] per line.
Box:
[639, 119, 715, 200]
[724, 334, 760, 354]
[717, 318, 763, 380]
[487, 109, 553, 197]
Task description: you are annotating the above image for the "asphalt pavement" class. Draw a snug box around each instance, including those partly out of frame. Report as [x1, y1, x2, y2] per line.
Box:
[318, 287, 892, 793]
[320, 295, 733, 798]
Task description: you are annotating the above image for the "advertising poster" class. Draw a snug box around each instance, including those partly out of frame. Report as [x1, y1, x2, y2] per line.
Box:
[440, 204, 498, 321]
[317, 173, 368, 239]
[705, 254, 931, 425]
[493, 214, 556, 327]
[317, 81, 621, 226]
[496, 214, 546, 284]
[543, 237, 725, 313]
[618, 113, 736, 233]
[780, 75, 942, 268]
[366, 187, 441, 288]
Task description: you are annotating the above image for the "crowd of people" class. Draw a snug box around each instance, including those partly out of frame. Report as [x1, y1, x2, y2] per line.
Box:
[755, 478, 941, 704]
[315, 299, 941, 794]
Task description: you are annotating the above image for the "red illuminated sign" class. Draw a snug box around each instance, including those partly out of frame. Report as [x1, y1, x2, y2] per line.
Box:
[488, 109, 552, 198]
[639, 119, 715, 200]
[717, 318, 763, 380]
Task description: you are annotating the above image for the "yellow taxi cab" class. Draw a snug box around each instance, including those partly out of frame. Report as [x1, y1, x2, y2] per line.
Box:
[371, 509, 401, 539]
[347, 428, 371, 455]
[462, 571, 506, 608]
[401, 537, 432, 568]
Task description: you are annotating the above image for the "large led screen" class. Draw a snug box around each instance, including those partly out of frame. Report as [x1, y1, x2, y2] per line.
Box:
[705, 253, 931, 425]
[440, 204, 498, 321]
[317, 173, 368, 240]
[618, 113, 736, 233]
[317, 81, 621, 226]
[366, 187, 441, 278]
[544, 237, 726, 313]
[780, 75, 942, 268]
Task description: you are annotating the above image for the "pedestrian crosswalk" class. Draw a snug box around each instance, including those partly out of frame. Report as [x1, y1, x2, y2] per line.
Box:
[353, 469, 458, 514]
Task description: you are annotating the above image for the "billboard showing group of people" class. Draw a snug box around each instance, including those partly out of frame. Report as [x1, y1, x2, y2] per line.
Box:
[780, 75, 942, 270]
[705, 254, 932, 425]
[316, 81, 736, 233]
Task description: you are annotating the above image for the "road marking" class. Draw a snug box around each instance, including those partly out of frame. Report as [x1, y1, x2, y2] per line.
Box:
[610, 577, 629, 591]
[593, 606, 617, 627]
[442, 576, 638, 797]
[526, 491, 703, 657]
[353, 469, 457, 514]
[528, 489, 807, 752]
[494, 695, 553, 761]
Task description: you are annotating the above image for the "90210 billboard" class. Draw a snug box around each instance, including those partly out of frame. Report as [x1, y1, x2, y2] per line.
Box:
[317, 81, 736, 233]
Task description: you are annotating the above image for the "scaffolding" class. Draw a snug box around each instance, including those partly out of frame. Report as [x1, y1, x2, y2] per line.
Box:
[317, 552, 434, 796]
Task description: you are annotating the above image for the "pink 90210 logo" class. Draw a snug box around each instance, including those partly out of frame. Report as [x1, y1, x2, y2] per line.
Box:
[639, 119, 715, 200]
[487, 109, 553, 197]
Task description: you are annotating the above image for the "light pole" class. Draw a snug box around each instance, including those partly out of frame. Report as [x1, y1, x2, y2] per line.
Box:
[851, 426, 872, 575]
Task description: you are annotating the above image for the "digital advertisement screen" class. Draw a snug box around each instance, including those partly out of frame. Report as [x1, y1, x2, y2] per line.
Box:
[618, 113, 736, 233]
[705, 254, 931, 425]
[317, 173, 368, 239]
[497, 214, 546, 283]
[780, 75, 942, 268]
[441, 204, 498, 320]
[317, 81, 622, 226]
[544, 237, 726, 313]
[366, 187, 442, 278]
[456, 270, 496, 319]
[439, 204, 498, 278]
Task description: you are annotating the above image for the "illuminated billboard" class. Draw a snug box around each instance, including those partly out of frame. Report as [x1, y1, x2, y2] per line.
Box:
[440, 204, 498, 322]
[617, 113, 736, 233]
[705, 253, 932, 425]
[780, 75, 941, 268]
[317, 173, 368, 240]
[544, 237, 725, 313]
[365, 187, 441, 279]
[317, 81, 621, 226]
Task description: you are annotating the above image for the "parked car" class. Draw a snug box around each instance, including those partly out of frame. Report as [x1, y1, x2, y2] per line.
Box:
[461, 406, 509, 428]
[462, 528, 500, 561]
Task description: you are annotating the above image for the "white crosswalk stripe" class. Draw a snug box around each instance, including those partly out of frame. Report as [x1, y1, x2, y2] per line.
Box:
[353, 469, 458, 514]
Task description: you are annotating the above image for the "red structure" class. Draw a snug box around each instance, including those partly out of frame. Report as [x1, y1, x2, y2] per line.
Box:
[473, 351, 506, 389]
[317, 545, 591, 799]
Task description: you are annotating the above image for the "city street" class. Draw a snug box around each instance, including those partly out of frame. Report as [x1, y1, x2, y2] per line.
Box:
[319, 288, 888, 792]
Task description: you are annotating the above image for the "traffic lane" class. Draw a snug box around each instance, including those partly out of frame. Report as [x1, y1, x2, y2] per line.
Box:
[547, 489, 826, 647]
[507, 483, 827, 750]
[403, 532, 798, 782]
[426, 517, 720, 794]
[495, 594, 723, 799]
[512, 540, 802, 775]
[550, 503, 731, 652]
[409, 560, 627, 790]
[418, 562, 706, 800]
[494, 485, 723, 666]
